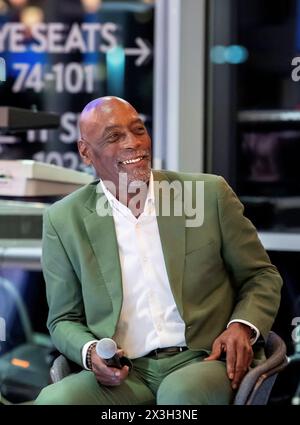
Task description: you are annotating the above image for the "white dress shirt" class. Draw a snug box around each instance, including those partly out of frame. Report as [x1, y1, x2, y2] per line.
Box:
[82, 173, 259, 369]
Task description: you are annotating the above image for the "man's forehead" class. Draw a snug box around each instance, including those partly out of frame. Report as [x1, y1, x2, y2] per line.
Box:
[93, 101, 138, 121]
[83, 96, 129, 112]
[91, 112, 141, 127]
[81, 114, 143, 141]
[102, 118, 143, 131]
[97, 103, 116, 115]
[79, 97, 141, 140]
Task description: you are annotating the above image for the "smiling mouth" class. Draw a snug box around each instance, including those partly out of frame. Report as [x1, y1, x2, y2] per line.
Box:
[119, 155, 148, 165]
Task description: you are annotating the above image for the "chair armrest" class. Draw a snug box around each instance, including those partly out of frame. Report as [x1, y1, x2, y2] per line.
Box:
[50, 354, 72, 384]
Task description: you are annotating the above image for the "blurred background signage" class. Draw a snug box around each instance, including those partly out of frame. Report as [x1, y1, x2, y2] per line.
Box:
[0, 0, 154, 172]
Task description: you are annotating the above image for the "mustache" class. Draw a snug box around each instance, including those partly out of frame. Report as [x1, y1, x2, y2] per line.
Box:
[117, 150, 150, 163]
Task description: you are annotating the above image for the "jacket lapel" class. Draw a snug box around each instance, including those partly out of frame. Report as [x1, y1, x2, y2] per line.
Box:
[153, 171, 186, 316]
[83, 184, 123, 319]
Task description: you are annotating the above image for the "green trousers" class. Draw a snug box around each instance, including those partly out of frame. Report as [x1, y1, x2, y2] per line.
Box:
[35, 349, 233, 405]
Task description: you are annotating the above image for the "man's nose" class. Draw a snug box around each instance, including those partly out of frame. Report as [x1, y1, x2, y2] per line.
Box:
[122, 132, 141, 149]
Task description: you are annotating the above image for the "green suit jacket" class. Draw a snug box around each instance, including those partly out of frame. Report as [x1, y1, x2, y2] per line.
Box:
[42, 170, 282, 367]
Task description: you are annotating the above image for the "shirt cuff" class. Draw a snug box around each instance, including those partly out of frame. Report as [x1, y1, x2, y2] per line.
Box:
[227, 320, 260, 345]
[82, 340, 98, 370]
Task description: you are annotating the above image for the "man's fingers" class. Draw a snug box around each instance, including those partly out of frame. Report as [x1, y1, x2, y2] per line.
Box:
[225, 342, 254, 389]
[231, 348, 245, 389]
[92, 357, 118, 377]
[96, 376, 121, 386]
[95, 365, 129, 386]
[118, 365, 129, 379]
[231, 345, 253, 390]
[209, 324, 256, 390]
[204, 342, 222, 361]
[225, 341, 236, 381]
[247, 346, 254, 368]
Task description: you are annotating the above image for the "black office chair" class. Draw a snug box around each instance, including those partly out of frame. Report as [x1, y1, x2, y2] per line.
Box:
[50, 331, 288, 405]
[233, 331, 288, 405]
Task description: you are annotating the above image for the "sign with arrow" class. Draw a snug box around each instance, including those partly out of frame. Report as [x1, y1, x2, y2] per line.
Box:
[0, 0, 154, 171]
[124, 37, 152, 66]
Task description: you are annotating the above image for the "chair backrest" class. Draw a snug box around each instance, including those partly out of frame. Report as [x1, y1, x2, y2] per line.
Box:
[234, 331, 288, 405]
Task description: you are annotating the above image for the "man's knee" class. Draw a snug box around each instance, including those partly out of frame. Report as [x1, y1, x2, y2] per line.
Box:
[34, 371, 96, 405]
[157, 379, 213, 405]
[157, 380, 232, 405]
[156, 361, 233, 405]
[35, 382, 71, 405]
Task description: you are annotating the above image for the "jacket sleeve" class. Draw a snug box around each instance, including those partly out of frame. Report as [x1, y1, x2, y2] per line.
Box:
[216, 176, 283, 341]
[42, 209, 96, 366]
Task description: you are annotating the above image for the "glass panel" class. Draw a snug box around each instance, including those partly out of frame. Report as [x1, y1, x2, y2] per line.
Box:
[207, 0, 300, 232]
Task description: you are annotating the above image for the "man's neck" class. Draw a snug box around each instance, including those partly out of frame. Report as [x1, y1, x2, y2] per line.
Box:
[100, 175, 152, 218]
[117, 181, 149, 217]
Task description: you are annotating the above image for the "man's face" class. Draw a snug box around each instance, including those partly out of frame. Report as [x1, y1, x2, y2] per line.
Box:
[79, 99, 151, 189]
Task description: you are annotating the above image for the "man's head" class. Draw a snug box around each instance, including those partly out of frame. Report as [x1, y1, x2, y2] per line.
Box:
[78, 97, 151, 190]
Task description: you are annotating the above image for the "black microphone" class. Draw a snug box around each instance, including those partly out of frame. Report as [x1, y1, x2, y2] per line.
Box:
[96, 338, 122, 369]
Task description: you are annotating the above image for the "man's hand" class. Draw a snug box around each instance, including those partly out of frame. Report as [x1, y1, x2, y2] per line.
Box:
[204, 322, 254, 390]
[91, 347, 129, 386]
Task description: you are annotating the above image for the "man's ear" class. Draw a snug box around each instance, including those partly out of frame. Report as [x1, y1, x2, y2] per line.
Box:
[78, 140, 92, 165]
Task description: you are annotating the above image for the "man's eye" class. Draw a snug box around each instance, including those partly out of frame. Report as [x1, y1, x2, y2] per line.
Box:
[106, 133, 122, 142]
[133, 126, 146, 134]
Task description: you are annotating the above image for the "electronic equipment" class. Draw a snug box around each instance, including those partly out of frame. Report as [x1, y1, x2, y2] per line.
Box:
[0, 107, 59, 130]
[0, 160, 93, 197]
[0, 107, 89, 403]
[0, 199, 47, 270]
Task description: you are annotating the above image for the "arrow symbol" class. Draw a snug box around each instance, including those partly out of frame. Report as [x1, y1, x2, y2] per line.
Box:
[124, 37, 152, 66]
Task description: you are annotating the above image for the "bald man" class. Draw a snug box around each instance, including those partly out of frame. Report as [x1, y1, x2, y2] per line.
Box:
[35, 97, 282, 405]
